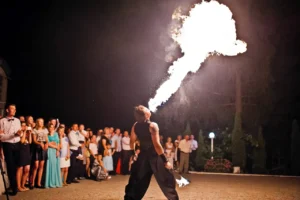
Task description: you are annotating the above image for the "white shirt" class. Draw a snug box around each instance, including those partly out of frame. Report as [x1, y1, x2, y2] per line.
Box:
[190, 139, 198, 151]
[111, 134, 122, 152]
[122, 136, 131, 150]
[89, 143, 98, 155]
[0, 117, 21, 143]
[179, 139, 191, 153]
[68, 130, 81, 150]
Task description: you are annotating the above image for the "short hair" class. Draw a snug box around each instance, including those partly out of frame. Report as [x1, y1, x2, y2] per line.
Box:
[134, 105, 151, 122]
[6, 104, 16, 109]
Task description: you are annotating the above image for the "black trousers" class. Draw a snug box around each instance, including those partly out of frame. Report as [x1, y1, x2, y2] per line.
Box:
[67, 149, 80, 182]
[112, 151, 121, 174]
[121, 150, 132, 175]
[2, 142, 20, 193]
[124, 150, 179, 200]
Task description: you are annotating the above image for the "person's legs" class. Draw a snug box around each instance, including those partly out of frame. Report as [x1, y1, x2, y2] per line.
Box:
[21, 165, 30, 189]
[183, 154, 189, 174]
[124, 152, 153, 200]
[152, 156, 179, 200]
[2, 143, 19, 194]
[37, 160, 45, 186]
[67, 150, 79, 183]
[179, 152, 185, 173]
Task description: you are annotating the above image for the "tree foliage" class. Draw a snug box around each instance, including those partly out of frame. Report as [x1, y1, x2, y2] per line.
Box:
[231, 113, 246, 169]
[252, 126, 266, 174]
[195, 129, 206, 170]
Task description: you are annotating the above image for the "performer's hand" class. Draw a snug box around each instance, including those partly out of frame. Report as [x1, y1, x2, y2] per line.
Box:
[164, 161, 172, 169]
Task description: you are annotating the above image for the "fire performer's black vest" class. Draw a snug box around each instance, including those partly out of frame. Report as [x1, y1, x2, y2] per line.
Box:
[134, 120, 156, 153]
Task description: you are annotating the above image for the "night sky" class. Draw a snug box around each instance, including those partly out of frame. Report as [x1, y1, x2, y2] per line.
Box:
[1, 0, 300, 135]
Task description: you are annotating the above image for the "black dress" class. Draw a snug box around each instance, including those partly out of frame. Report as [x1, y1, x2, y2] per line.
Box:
[19, 143, 31, 166]
[97, 136, 111, 156]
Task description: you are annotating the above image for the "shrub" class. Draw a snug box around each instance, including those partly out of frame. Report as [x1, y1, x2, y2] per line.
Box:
[204, 158, 233, 173]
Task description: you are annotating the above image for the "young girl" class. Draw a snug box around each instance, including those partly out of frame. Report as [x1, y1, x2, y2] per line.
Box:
[16, 122, 32, 191]
[165, 137, 174, 169]
[59, 127, 70, 186]
[103, 143, 114, 172]
[30, 118, 48, 189]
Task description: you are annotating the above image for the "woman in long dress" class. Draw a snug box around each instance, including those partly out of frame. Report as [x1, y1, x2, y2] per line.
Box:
[45, 123, 62, 188]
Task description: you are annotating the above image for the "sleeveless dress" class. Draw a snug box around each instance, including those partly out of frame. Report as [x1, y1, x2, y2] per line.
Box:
[60, 136, 70, 168]
[103, 149, 113, 171]
[45, 132, 62, 188]
[165, 143, 174, 168]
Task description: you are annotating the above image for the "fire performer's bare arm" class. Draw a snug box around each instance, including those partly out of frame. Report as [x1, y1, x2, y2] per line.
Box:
[130, 122, 137, 150]
[149, 122, 172, 169]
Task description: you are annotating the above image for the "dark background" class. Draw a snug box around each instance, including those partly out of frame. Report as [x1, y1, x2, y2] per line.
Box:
[0, 0, 299, 136]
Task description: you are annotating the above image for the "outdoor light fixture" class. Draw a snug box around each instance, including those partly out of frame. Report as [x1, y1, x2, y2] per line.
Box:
[209, 132, 215, 159]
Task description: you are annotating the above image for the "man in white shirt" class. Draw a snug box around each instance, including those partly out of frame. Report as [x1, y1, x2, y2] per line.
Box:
[189, 135, 198, 170]
[111, 128, 122, 175]
[0, 104, 22, 196]
[67, 124, 81, 184]
[178, 134, 191, 174]
[121, 131, 131, 175]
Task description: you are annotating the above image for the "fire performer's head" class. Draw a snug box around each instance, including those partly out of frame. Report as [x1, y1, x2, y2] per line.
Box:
[134, 105, 151, 123]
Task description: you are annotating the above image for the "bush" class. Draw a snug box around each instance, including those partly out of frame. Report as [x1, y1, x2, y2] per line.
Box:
[204, 159, 233, 173]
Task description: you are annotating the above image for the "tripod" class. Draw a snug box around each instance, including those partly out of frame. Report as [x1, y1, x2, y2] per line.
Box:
[0, 158, 10, 200]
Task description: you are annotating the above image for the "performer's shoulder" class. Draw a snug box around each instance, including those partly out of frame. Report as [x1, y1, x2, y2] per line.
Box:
[149, 122, 159, 129]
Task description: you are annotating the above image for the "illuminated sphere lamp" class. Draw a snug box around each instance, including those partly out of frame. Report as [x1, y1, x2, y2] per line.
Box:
[209, 132, 215, 139]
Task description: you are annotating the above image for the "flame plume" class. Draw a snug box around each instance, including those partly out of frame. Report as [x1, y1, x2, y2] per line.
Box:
[148, 0, 247, 112]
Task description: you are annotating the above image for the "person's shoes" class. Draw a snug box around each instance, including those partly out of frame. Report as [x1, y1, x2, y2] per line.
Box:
[71, 180, 79, 183]
[66, 181, 71, 184]
[8, 190, 17, 196]
[186, 172, 191, 174]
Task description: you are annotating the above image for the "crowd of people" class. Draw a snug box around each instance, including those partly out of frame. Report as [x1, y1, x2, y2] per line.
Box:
[0, 104, 198, 197]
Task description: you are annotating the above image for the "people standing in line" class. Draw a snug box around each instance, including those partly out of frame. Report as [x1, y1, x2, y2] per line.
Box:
[0, 104, 22, 196]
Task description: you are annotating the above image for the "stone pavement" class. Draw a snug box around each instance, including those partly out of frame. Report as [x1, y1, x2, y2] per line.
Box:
[1, 173, 300, 200]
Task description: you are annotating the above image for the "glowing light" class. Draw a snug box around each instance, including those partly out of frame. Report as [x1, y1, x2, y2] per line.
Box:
[148, 0, 247, 112]
[209, 132, 215, 139]
[176, 176, 190, 187]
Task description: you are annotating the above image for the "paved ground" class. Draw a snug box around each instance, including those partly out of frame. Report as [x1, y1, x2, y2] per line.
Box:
[1, 173, 300, 200]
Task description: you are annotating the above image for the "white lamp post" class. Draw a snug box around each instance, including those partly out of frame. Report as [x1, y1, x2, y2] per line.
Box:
[209, 132, 215, 159]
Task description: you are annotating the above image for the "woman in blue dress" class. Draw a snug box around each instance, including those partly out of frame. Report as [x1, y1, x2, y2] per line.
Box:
[45, 123, 62, 188]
